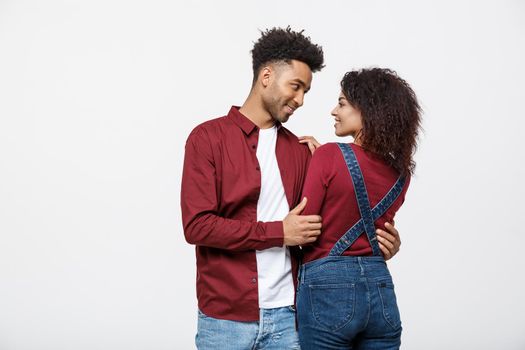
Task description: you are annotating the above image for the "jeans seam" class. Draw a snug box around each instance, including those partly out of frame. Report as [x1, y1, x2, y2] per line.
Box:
[377, 282, 401, 330]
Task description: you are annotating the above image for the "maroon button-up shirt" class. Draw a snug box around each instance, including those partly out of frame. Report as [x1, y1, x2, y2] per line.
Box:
[181, 106, 311, 321]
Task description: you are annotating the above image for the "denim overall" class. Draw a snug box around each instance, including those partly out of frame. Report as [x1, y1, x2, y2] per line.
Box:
[297, 143, 406, 350]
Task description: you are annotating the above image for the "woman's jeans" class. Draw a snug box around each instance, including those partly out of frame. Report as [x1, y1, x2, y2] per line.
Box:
[297, 256, 402, 350]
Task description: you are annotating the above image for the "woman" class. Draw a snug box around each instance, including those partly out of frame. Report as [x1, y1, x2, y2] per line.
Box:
[296, 68, 422, 349]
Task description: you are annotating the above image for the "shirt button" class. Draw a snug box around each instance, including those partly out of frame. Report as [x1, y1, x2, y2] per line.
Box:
[252, 145, 256, 149]
[251, 278, 257, 283]
[256, 166, 260, 171]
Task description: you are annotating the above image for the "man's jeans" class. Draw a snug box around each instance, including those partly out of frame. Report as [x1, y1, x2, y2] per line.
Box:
[297, 256, 402, 349]
[196, 306, 300, 349]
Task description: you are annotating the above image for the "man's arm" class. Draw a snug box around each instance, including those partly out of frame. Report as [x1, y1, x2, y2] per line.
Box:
[181, 128, 321, 251]
[376, 222, 401, 260]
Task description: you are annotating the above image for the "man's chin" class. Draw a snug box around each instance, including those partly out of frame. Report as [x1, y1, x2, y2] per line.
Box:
[274, 114, 290, 124]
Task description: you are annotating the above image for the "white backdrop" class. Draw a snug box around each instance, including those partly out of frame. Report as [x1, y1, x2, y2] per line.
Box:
[1, 0, 524, 349]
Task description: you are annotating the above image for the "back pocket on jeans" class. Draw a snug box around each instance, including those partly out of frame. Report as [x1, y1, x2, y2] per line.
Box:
[377, 281, 401, 330]
[309, 283, 355, 331]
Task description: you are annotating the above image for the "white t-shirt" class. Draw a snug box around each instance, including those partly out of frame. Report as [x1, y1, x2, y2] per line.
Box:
[255, 126, 294, 309]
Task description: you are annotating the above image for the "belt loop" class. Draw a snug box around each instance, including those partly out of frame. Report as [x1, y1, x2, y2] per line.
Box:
[358, 257, 365, 276]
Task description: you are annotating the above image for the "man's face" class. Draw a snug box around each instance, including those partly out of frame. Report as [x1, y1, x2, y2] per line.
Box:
[261, 60, 313, 124]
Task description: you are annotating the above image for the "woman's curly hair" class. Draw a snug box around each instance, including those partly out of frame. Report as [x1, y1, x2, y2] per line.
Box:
[341, 68, 422, 176]
[251, 26, 324, 82]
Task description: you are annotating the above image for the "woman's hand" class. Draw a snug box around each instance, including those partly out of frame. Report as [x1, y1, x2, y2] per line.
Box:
[298, 136, 322, 154]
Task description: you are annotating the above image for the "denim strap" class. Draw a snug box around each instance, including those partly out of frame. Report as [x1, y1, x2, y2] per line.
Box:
[329, 143, 406, 257]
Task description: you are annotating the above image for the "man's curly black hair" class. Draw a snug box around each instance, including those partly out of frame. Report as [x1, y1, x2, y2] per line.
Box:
[251, 26, 324, 83]
[341, 68, 422, 176]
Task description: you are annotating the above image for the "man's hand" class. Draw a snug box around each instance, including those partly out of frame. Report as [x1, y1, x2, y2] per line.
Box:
[298, 136, 322, 155]
[283, 197, 322, 246]
[376, 222, 401, 260]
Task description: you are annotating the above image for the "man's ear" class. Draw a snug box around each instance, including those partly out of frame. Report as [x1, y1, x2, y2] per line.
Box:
[259, 66, 272, 88]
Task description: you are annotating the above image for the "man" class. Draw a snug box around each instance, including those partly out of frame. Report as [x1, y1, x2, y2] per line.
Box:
[181, 27, 401, 349]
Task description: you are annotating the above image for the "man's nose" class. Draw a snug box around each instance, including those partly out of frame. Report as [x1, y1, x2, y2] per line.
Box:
[294, 92, 304, 107]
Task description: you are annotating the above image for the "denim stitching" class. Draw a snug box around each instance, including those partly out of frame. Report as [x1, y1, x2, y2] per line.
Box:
[377, 282, 401, 330]
[308, 283, 356, 331]
[329, 143, 406, 257]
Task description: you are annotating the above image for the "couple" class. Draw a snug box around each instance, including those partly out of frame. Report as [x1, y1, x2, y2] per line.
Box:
[181, 27, 421, 349]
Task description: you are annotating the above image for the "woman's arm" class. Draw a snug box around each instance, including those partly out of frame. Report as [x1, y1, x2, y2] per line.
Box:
[300, 144, 333, 216]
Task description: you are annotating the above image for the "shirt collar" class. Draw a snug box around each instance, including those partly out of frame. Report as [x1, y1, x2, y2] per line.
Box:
[227, 106, 282, 135]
